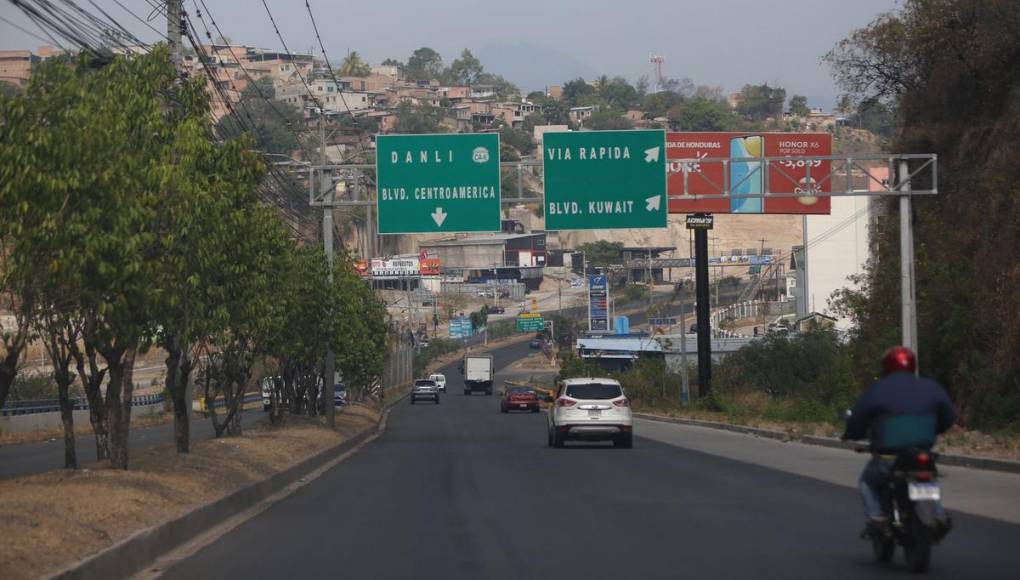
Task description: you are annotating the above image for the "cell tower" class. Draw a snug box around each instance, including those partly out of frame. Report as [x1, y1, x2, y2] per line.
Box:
[649, 54, 665, 93]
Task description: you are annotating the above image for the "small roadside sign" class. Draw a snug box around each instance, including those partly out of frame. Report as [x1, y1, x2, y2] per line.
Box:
[685, 214, 714, 230]
[516, 316, 545, 332]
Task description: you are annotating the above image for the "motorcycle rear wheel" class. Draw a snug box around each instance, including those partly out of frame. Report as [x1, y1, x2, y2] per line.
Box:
[871, 534, 895, 563]
[903, 516, 932, 573]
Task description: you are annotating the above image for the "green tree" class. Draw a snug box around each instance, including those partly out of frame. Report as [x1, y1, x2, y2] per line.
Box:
[672, 98, 743, 131]
[578, 241, 624, 269]
[641, 90, 685, 119]
[216, 77, 306, 157]
[561, 77, 596, 106]
[339, 51, 371, 77]
[736, 83, 786, 121]
[1, 47, 185, 468]
[406, 47, 443, 81]
[788, 94, 810, 117]
[474, 72, 519, 99]
[499, 122, 535, 155]
[393, 101, 445, 133]
[152, 117, 267, 452]
[825, 0, 1020, 429]
[445, 48, 484, 85]
[540, 99, 570, 126]
[584, 110, 634, 130]
[600, 77, 639, 110]
[521, 111, 547, 134]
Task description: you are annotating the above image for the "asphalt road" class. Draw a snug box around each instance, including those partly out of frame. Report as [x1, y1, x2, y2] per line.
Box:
[0, 411, 218, 479]
[160, 347, 1020, 579]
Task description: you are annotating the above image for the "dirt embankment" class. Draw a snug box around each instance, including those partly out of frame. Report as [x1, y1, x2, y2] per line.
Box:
[0, 405, 381, 580]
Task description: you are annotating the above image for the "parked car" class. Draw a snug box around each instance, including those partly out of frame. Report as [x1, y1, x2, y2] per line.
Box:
[500, 385, 540, 413]
[334, 383, 347, 407]
[411, 379, 440, 404]
[428, 373, 447, 392]
[548, 378, 633, 448]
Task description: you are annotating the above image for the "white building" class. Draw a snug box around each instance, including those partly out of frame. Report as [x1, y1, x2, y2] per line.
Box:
[277, 78, 371, 113]
[803, 166, 888, 330]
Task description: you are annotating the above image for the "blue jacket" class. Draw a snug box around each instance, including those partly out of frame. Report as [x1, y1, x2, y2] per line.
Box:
[843, 372, 956, 453]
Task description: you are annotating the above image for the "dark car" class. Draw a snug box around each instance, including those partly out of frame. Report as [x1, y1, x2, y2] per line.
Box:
[529, 339, 542, 349]
[500, 386, 540, 413]
[489, 306, 505, 314]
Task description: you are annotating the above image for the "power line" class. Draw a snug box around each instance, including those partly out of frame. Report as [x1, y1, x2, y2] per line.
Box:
[303, 0, 361, 129]
[0, 13, 56, 45]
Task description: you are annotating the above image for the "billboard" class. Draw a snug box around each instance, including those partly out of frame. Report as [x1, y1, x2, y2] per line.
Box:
[588, 275, 609, 332]
[666, 132, 832, 215]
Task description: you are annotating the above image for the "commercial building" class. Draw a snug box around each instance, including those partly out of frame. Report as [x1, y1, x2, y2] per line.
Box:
[419, 233, 548, 290]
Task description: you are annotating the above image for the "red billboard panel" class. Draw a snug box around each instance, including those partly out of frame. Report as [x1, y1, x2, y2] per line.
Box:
[666, 132, 832, 215]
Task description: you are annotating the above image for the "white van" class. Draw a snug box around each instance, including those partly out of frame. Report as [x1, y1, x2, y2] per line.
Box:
[428, 373, 447, 392]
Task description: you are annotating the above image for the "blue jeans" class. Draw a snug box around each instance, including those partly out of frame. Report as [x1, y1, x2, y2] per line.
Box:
[859, 456, 946, 520]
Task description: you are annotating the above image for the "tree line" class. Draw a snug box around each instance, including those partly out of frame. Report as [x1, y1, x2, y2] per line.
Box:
[0, 46, 388, 470]
[825, 0, 1019, 431]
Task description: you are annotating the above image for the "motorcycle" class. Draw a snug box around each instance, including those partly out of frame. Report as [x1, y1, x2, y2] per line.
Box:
[858, 446, 943, 573]
[842, 410, 947, 573]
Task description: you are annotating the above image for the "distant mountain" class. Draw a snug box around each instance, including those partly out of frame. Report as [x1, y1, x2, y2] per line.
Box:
[477, 42, 598, 93]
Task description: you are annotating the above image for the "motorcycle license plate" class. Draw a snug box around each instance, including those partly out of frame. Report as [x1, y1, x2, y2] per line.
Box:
[587, 409, 601, 418]
[908, 482, 941, 501]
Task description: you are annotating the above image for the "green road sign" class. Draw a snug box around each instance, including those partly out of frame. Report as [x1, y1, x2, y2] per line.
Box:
[543, 130, 667, 230]
[516, 316, 545, 332]
[376, 133, 501, 234]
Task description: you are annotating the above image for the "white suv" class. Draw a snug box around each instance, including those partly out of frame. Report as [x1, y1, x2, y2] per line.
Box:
[428, 373, 447, 392]
[547, 378, 633, 448]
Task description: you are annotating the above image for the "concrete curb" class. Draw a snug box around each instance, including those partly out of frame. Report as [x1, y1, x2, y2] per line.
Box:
[49, 397, 406, 580]
[633, 412, 1020, 475]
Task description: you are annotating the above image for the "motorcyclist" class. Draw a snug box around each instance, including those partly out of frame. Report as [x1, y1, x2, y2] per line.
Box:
[841, 346, 956, 537]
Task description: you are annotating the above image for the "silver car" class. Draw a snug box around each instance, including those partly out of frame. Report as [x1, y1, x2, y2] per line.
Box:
[411, 379, 440, 404]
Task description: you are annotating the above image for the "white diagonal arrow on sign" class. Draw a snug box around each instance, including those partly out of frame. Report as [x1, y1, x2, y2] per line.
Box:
[431, 207, 447, 227]
[645, 195, 661, 211]
[644, 146, 660, 163]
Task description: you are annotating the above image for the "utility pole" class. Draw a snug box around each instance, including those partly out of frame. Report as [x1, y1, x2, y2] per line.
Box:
[320, 114, 336, 429]
[899, 159, 918, 360]
[166, 1, 194, 423]
[801, 215, 810, 318]
[677, 282, 690, 405]
[167, 1, 183, 76]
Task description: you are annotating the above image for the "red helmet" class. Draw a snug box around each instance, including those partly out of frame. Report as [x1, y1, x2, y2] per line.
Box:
[882, 346, 917, 376]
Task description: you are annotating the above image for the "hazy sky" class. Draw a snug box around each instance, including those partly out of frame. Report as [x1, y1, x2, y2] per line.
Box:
[1, 0, 899, 107]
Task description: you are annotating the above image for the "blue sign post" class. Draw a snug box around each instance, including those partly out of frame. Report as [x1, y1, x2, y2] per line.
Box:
[588, 275, 609, 332]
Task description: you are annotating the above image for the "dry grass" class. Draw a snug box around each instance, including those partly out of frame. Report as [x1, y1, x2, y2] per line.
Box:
[637, 405, 1020, 461]
[0, 404, 381, 580]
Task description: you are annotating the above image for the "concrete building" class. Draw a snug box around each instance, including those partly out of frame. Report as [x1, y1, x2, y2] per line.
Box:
[0, 50, 36, 87]
[569, 106, 597, 126]
[491, 100, 540, 128]
[420, 233, 547, 269]
[801, 166, 888, 330]
[277, 78, 371, 114]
